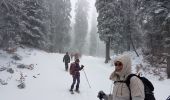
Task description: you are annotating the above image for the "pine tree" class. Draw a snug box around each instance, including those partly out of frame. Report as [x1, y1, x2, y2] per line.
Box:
[20, 0, 47, 49]
[89, 10, 98, 56]
[139, 0, 170, 78]
[45, 0, 71, 52]
[0, 0, 22, 49]
[95, 0, 113, 63]
[74, 0, 89, 53]
[60, 0, 72, 52]
[140, 0, 165, 65]
[107, 0, 142, 55]
[160, 1, 170, 78]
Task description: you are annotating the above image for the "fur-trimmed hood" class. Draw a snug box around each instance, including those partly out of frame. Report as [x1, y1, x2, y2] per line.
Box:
[110, 54, 132, 81]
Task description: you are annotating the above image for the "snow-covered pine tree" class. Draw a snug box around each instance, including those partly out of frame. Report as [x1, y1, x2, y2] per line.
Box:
[74, 0, 89, 54]
[45, 0, 71, 52]
[20, 0, 47, 49]
[89, 9, 98, 56]
[108, 0, 127, 54]
[139, 0, 170, 78]
[60, 0, 72, 52]
[96, 0, 125, 62]
[0, 0, 22, 49]
[163, 21, 170, 78]
[120, 0, 142, 54]
[140, 0, 163, 67]
[160, 1, 170, 78]
[95, 0, 110, 63]
[140, 0, 167, 66]
[102, 0, 142, 56]
[44, 0, 57, 52]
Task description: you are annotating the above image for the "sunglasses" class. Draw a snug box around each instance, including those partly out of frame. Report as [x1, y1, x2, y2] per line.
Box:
[114, 62, 122, 66]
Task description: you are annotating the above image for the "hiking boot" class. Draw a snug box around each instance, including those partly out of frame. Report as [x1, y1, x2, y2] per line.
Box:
[75, 89, 80, 93]
[69, 89, 74, 94]
[69, 89, 73, 92]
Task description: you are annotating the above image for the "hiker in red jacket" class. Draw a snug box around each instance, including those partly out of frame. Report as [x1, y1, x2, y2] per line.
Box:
[69, 59, 84, 93]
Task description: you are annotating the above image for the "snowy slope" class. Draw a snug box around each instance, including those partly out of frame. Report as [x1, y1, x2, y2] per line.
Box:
[0, 48, 170, 100]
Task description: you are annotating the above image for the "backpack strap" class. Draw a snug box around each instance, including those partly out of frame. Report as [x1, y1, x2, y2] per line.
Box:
[114, 74, 137, 100]
[125, 74, 137, 100]
[69, 63, 75, 75]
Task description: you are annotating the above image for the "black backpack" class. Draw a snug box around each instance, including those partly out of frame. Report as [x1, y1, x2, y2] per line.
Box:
[115, 74, 155, 100]
[64, 55, 70, 63]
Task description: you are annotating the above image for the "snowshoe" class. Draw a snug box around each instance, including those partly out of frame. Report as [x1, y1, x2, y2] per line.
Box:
[74, 90, 80, 93]
[69, 90, 74, 94]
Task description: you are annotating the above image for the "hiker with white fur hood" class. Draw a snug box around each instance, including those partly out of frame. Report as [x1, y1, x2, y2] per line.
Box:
[97, 54, 145, 100]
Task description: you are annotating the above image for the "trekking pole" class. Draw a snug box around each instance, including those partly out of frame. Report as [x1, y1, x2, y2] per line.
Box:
[83, 69, 91, 88]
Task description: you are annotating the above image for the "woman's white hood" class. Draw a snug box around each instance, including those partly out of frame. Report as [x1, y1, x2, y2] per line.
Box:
[110, 53, 132, 81]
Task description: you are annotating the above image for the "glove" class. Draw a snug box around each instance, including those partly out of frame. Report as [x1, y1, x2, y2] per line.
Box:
[97, 91, 106, 100]
[81, 65, 84, 68]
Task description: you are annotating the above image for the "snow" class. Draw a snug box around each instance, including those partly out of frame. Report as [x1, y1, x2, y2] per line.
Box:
[143, 19, 147, 24]
[154, 8, 164, 14]
[0, 48, 170, 100]
[168, 13, 170, 18]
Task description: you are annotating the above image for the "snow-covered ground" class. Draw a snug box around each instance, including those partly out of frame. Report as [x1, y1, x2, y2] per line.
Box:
[0, 48, 170, 100]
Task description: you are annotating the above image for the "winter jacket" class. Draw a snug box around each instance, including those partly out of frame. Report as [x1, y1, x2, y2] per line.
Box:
[63, 54, 70, 63]
[69, 62, 83, 76]
[107, 54, 145, 100]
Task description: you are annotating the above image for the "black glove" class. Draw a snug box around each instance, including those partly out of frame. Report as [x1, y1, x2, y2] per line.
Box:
[81, 65, 84, 68]
[97, 91, 106, 100]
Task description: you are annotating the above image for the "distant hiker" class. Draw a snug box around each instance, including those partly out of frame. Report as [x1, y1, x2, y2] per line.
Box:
[70, 53, 74, 60]
[73, 52, 81, 61]
[98, 54, 146, 100]
[63, 52, 70, 71]
[69, 59, 84, 93]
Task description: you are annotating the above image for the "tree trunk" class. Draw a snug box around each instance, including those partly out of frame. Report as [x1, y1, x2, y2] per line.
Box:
[105, 37, 111, 63]
[167, 48, 170, 78]
[127, 35, 131, 51]
[150, 34, 154, 67]
[127, 0, 131, 51]
[130, 34, 139, 57]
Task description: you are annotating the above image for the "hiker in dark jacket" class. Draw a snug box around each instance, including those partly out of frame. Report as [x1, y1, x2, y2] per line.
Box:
[69, 59, 84, 93]
[63, 52, 70, 71]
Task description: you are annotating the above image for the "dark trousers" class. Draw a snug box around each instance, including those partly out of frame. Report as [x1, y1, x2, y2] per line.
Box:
[65, 62, 69, 71]
[70, 75, 80, 91]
